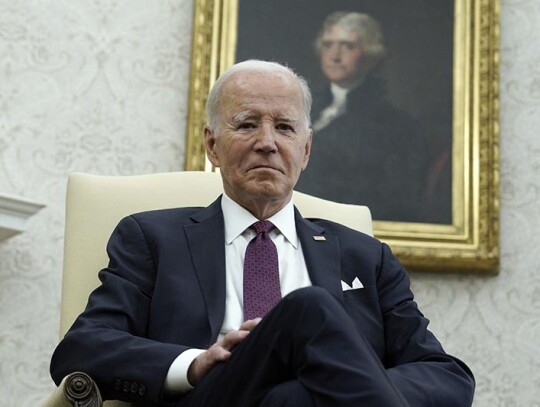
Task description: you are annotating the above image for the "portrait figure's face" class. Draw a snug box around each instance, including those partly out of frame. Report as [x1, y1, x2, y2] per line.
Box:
[319, 24, 366, 88]
[204, 70, 312, 209]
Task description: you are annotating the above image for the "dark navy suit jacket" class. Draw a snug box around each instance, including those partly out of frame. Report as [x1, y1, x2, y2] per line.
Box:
[50, 197, 474, 405]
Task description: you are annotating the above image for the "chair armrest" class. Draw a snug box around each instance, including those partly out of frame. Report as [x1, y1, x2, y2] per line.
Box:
[42, 372, 102, 407]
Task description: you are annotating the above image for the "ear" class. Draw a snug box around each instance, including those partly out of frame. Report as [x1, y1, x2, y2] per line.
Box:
[301, 130, 313, 170]
[204, 125, 220, 168]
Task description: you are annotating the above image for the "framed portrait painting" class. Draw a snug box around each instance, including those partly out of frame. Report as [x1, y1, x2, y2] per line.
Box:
[185, 0, 500, 273]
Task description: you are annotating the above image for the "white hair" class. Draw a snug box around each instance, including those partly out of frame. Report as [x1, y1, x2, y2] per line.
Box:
[205, 60, 312, 131]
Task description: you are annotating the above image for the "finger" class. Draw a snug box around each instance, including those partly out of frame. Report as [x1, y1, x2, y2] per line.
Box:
[240, 318, 262, 331]
[194, 347, 230, 376]
[220, 329, 250, 350]
[206, 345, 232, 363]
[188, 347, 231, 386]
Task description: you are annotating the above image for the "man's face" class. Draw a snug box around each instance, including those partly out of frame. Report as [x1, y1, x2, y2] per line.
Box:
[319, 25, 366, 88]
[204, 70, 312, 212]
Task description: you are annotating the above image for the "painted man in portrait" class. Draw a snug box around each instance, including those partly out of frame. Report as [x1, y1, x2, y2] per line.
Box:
[295, 12, 431, 223]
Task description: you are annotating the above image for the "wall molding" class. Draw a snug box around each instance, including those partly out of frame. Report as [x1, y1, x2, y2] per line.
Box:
[0, 193, 45, 241]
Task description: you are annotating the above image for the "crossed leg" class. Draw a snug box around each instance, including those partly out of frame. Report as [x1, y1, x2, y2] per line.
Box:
[177, 286, 408, 407]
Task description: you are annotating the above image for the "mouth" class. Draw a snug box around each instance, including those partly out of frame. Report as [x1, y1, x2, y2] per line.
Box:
[249, 165, 283, 174]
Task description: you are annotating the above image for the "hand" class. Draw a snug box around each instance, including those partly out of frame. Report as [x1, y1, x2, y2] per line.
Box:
[187, 318, 261, 386]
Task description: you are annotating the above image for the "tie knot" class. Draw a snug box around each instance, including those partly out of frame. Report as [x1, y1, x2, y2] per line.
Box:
[251, 220, 274, 235]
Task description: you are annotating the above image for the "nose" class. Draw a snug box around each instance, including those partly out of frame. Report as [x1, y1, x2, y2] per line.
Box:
[328, 44, 342, 61]
[253, 124, 278, 153]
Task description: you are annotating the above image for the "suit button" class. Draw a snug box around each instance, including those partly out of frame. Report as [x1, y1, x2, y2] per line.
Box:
[139, 384, 146, 396]
[122, 381, 130, 392]
[130, 382, 139, 394]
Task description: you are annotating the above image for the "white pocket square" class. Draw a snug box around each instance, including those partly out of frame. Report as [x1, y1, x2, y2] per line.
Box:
[341, 277, 364, 291]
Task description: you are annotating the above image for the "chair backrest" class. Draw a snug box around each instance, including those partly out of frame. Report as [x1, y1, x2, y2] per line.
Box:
[60, 170, 372, 336]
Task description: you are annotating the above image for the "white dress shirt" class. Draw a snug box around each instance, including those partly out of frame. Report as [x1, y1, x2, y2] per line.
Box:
[165, 193, 311, 393]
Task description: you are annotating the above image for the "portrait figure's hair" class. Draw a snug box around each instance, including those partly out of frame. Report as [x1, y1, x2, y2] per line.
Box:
[314, 12, 386, 66]
[205, 59, 313, 131]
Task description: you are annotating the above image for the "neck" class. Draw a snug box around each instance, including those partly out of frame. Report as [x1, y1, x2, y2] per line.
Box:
[241, 198, 288, 220]
[225, 191, 291, 220]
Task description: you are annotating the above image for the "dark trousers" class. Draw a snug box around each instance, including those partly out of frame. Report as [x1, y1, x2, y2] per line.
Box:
[177, 286, 408, 407]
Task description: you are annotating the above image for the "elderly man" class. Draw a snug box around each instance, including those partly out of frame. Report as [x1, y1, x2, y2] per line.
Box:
[295, 12, 433, 223]
[50, 60, 474, 406]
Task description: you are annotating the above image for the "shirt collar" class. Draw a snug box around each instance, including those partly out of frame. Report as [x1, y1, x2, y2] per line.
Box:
[221, 193, 299, 248]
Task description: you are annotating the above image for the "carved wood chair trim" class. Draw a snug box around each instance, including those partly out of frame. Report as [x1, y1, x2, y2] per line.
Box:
[65, 372, 102, 407]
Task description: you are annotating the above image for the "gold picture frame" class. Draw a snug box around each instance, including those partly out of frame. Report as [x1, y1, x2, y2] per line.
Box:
[185, 0, 500, 273]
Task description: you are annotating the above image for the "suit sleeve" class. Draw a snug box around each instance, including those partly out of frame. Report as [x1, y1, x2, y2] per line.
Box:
[50, 215, 187, 404]
[377, 243, 475, 406]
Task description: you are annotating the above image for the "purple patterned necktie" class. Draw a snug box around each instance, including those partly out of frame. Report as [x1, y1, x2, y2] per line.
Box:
[243, 220, 281, 320]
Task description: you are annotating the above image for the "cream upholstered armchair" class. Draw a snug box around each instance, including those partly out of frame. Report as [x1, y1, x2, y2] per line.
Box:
[43, 171, 372, 407]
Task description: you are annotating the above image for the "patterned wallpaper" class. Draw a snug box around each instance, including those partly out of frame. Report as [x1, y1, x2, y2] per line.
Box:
[0, 0, 538, 405]
[0, 1, 193, 405]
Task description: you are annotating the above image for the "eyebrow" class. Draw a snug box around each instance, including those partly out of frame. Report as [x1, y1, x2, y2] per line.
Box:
[275, 115, 298, 123]
[231, 111, 298, 124]
[231, 111, 257, 125]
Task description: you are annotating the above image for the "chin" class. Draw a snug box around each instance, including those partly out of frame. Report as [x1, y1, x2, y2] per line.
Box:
[246, 181, 287, 201]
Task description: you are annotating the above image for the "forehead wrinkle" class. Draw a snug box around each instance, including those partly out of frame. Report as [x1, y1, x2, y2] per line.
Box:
[221, 75, 307, 128]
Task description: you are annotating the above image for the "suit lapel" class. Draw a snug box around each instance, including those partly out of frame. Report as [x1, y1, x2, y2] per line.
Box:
[184, 197, 226, 342]
[295, 209, 343, 301]
[183, 200, 344, 340]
